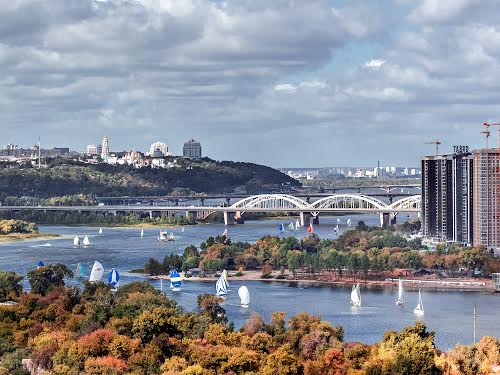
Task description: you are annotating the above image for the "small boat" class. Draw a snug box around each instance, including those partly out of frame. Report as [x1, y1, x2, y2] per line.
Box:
[89, 261, 104, 282]
[108, 268, 120, 291]
[215, 270, 229, 299]
[170, 269, 182, 292]
[288, 222, 294, 231]
[98, 227, 103, 234]
[279, 223, 284, 232]
[337, 218, 341, 224]
[351, 282, 361, 307]
[36, 261, 45, 270]
[75, 263, 85, 278]
[295, 219, 300, 229]
[221, 228, 228, 237]
[396, 279, 404, 306]
[83, 235, 90, 247]
[181, 227, 185, 233]
[158, 231, 174, 242]
[140, 228, 144, 237]
[333, 224, 339, 234]
[73, 236, 80, 247]
[347, 218, 352, 227]
[238, 285, 250, 308]
[413, 289, 424, 316]
[307, 223, 314, 234]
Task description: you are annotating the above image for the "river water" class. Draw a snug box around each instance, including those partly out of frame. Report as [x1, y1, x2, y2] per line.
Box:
[0, 214, 498, 350]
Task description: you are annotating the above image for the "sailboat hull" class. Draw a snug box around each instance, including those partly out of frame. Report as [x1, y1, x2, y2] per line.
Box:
[396, 300, 403, 306]
[413, 308, 424, 315]
[170, 287, 181, 292]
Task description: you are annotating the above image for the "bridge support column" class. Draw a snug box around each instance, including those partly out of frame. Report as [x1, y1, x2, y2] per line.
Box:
[300, 212, 305, 227]
[380, 213, 390, 227]
[312, 214, 320, 225]
[390, 213, 397, 225]
[302, 213, 312, 226]
[224, 211, 229, 226]
[149, 210, 153, 219]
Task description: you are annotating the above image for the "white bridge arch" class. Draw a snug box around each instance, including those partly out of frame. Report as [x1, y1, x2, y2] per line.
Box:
[389, 195, 421, 210]
[230, 194, 309, 211]
[309, 194, 387, 210]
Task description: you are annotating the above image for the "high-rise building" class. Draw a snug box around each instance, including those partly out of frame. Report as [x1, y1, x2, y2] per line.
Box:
[421, 149, 473, 245]
[101, 135, 109, 159]
[472, 148, 500, 249]
[149, 142, 170, 156]
[87, 145, 97, 155]
[183, 139, 202, 160]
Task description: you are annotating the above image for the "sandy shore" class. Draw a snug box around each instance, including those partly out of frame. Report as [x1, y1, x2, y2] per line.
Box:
[148, 270, 495, 292]
[0, 233, 61, 244]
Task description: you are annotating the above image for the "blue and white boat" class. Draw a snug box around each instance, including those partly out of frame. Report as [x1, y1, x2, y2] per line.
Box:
[215, 270, 229, 299]
[108, 268, 120, 291]
[36, 261, 44, 270]
[170, 269, 182, 292]
[75, 263, 86, 278]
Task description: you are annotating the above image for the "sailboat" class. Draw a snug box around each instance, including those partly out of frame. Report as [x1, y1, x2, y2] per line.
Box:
[140, 228, 144, 237]
[36, 261, 45, 270]
[108, 268, 120, 291]
[215, 270, 229, 299]
[288, 222, 294, 231]
[221, 228, 228, 238]
[333, 224, 339, 234]
[295, 219, 300, 229]
[181, 227, 185, 233]
[351, 283, 361, 307]
[238, 286, 250, 308]
[413, 289, 424, 315]
[170, 269, 182, 292]
[307, 223, 314, 234]
[73, 236, 80, 247]
[75, 263, 85, 278]
[89, 261, 104, 282]
[347, 218, 352, 227]
[83, 235, 90, 247]
[279, 223, 285, 233]
[337, 218, 341, 224]
[98, 227, 103, 234]
[396, 279, 404, 305]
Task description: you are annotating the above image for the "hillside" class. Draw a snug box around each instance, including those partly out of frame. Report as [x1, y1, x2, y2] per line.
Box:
[0, 158, 300, 200]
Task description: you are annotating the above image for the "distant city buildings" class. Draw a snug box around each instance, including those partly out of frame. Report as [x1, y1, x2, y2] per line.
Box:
[281, 166, 421, 180]
[86, 145, 97, 155]
[183, 139, 202, 160]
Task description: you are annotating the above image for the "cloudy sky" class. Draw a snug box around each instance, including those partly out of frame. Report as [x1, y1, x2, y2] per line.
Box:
[1, 0, 499, 167]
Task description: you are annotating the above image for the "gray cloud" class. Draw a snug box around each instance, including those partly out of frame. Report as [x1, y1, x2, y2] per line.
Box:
[0, 0, 498, 166]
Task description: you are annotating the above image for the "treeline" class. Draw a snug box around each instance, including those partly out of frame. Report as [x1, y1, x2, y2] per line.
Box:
[0, 157, 300, 201]
[0, 220, 38, 235]
[143, 222, 500, 279]
[0, 210, 195, 226]
[0, 266, 498, 374]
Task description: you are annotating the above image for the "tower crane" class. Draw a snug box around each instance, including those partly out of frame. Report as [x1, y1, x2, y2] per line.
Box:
[425, 140, 442, 155]
[481, 122, 491, 149]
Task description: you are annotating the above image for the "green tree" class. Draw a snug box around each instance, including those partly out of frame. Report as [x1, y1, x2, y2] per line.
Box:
[27, 263, 73, 296]
[0, 271, 23, 302]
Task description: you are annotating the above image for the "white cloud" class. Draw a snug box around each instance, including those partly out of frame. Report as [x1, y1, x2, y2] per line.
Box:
[364, 59, 386, 70]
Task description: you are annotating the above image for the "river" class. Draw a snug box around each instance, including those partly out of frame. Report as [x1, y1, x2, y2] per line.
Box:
[0, 214, 497, 350]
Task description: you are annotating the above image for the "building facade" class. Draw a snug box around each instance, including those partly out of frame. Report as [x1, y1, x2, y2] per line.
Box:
[421, 150, 473, 245]
[149, 142, 169, 156]
[87, 145, 97, 155]
[183, 139, 202, 160]
[472, 148, 500, 248]
[101, 136, 109, 159]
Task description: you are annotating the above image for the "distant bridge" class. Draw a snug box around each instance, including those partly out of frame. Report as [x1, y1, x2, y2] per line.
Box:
[1, 193, 421, 226]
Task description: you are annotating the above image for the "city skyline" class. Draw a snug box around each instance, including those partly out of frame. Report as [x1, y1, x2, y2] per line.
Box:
[2, 1, 500, 166]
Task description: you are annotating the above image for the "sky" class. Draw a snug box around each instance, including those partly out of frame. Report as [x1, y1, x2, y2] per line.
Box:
[1, 0, 500, 167]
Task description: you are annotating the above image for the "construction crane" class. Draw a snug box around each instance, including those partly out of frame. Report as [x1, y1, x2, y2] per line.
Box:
[481, 123, 491, 149]
[425, 139, 442, 155]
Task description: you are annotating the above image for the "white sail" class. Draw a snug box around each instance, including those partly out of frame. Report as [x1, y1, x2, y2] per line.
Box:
[295, 219, 300, 229]
[216, 270, 229, 297]
[337, 218, 341, 224]
[83, 235, 90, 247]
[140, 228, 144, 237]
[73, 236, 80, 246]
[413, 289, 424, 315]
[347, 219, 352, 227]
[351, 283, 361, 307]
[89, 261, 104, 282]
[238, 286, 250, 307]
[181, 227, 185, 233]
[396, 279, 403, 305]
[99, 227, 103, 234]
[222, 228, 228, 237]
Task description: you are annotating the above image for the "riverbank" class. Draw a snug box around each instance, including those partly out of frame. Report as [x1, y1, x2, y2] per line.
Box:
[149, 270, 494, 292]
[0, 233, 60, 244]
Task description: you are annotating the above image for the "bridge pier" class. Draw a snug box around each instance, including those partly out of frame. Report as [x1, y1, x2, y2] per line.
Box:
[380, 213, 390, 227]
[300, 212, 306, 227]
[235, 211, 244, 224]
[149, 210, 153, 219]
[312, 214, 320, 225]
